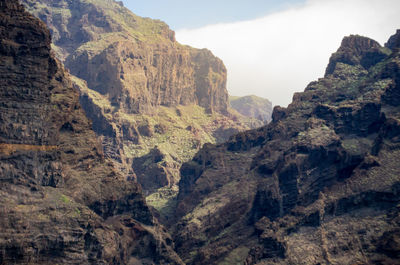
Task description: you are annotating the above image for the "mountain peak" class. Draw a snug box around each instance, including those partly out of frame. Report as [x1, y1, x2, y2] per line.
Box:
[325, 34, 388, 76]
[340, 34, 381, 50]
[385, 29, 400, 50]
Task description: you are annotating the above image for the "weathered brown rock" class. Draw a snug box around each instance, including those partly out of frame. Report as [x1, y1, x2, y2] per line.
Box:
[174, 31, 400, 264]
[385, 29, 400, 51]
[325, 35, 390, 76]
[22, 0, 228, 115]
[0, 1, 182, 264]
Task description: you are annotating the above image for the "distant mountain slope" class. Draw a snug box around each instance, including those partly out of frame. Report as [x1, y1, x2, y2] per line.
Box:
[0, 1, 182, 264]
[173, 32, 400, 264]
[230, 95, 272, 122]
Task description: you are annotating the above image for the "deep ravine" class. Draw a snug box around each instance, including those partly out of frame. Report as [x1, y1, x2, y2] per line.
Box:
[20, 0, 265, 223]
[1, 0, 399, 264]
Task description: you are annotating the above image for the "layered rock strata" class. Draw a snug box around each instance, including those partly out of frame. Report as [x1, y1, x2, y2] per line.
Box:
[22, 0, 229, 115]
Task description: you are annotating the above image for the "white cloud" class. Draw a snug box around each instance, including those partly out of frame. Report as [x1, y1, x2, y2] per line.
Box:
[176, 0, 400, 107]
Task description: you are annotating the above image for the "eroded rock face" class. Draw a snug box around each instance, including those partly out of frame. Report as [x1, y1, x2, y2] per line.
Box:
[325, 35, 390, 76]
[68, 41, 228, 115]
[22, 0, 228, 115]
[0, 1, 182, 264]
[174, 31, 400, 264]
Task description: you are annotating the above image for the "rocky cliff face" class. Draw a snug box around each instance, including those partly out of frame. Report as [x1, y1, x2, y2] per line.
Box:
[20, 0, 261, 220]
[8, 1, 398, 264]
[22, 0, 228, 115]
[230, 95, 273, 123]
[0, 1, 182, 264]
[174, 33, 400, 264]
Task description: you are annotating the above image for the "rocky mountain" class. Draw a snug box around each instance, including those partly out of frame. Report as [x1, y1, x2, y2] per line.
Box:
[22, 0, 228, 115]
[20, 0, 261, 219]
[230, 95, 273, 123]
[173, 32, 400, 264]
[4, 0, 400, 264]
[0, 1, 182, 264]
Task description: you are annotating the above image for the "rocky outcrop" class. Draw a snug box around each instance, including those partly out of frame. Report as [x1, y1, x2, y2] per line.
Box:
[230, 95, 273, 122]
[385, 29, 400, 51]
[325, 35, 390, 75]
[174, 32, 400, 264]
[0, 1, 182, 264]
[67, 41, 228, 115]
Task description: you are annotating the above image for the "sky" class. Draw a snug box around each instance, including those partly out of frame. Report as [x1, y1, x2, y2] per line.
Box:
[121, 0, 305, 30]
[122, 0, 400, 107]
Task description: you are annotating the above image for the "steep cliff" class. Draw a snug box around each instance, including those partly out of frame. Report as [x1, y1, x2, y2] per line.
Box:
[174, 33, 400, 264]
[20, 0, 261, 219]
[0, 1, 182, 264]
[4, 1, 400, 264]
[21, 0, 228, 114]
[230, 95, 273, 123]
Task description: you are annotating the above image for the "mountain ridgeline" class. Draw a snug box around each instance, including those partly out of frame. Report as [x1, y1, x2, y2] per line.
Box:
[174, 32, 400, 264]
[1, 0, 400, 264]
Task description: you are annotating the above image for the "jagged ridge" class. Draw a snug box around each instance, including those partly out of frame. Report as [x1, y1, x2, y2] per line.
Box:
[174, 32, 400, 264]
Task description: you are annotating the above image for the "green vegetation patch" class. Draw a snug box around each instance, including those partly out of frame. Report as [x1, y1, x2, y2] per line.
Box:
[60, 194, 71, 204]
[146, 186, 179, 217]
[121, 105, 223, 161]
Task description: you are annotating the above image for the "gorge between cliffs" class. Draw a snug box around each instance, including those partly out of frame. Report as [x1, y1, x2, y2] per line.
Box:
[1, 0, 400, 264]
